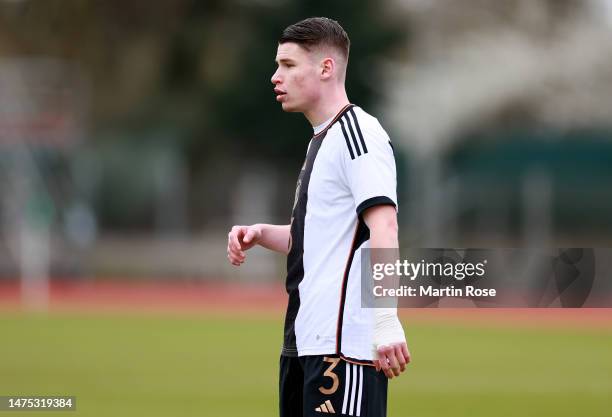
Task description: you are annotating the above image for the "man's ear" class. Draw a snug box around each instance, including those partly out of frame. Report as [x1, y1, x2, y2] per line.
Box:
[320, 57, 335, 80]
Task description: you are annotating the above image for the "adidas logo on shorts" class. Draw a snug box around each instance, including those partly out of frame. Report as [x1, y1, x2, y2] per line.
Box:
[315, 400, 336, 413]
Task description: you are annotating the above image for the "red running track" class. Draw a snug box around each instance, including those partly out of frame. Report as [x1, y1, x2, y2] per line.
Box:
[0, 280, 611, 329]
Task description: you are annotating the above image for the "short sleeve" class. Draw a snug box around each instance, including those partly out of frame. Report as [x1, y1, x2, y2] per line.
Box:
[339, 112, 398, 217]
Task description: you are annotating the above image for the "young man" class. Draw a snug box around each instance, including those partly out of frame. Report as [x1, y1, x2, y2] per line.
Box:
[227, 17, 410, 417]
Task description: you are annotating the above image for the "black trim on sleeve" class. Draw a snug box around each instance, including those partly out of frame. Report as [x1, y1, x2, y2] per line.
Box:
[356, 196, 396, 217]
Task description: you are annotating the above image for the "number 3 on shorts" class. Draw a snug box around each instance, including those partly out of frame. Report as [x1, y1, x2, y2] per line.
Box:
[319, 357, 340, 395]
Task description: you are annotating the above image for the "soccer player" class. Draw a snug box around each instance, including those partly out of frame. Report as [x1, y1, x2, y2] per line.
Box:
[227, 17, 410, 417]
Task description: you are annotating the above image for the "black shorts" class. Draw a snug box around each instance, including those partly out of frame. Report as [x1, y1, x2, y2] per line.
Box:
[279, 354, 388, 417]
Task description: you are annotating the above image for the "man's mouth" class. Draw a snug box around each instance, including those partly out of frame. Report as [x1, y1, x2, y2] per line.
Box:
[274, 88, 287, 101]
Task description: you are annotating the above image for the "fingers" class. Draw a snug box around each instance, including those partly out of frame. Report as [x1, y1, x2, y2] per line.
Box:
[227, 242, 245, 265]
[401, 343, 411, 365]
[227, 226, 247, 266]
[395, 345, 406, 372]
[376, 343, 410, 379]
[242, 228, 256, 245]
[376, 345, 396, 379]
[230, 226, 245, 252]
[387, 349, 400, 377]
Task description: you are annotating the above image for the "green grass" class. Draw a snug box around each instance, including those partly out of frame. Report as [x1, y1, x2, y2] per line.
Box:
[0, 313, 611, 417]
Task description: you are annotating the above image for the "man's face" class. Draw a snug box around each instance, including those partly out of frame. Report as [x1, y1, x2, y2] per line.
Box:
[271, 42, 322, 113]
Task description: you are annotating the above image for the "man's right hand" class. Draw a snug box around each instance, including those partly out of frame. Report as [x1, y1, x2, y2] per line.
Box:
[227, 225, 263, 266]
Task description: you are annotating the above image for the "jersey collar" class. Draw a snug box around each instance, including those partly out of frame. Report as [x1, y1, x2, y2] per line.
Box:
[312, 104, 355, 139]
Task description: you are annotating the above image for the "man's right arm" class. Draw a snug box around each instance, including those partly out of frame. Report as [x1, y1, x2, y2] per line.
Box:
[227, 224, 290, 266]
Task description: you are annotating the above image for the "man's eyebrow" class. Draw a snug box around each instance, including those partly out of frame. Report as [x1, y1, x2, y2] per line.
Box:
[275, 58, 296, 64]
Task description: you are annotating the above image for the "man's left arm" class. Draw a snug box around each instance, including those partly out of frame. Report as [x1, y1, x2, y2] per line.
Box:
[363, 204, 412, 379]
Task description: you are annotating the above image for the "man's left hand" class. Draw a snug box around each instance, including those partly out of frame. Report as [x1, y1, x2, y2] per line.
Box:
[374, 342, 411, 379]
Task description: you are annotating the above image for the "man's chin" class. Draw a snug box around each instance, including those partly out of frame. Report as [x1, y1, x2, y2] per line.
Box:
[281, 102, 300, 113]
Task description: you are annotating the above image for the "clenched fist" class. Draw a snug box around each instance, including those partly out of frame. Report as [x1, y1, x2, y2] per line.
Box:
[227, 225, 263, 266]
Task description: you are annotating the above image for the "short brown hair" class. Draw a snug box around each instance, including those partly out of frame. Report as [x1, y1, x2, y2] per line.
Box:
[279, 17, 350, 60]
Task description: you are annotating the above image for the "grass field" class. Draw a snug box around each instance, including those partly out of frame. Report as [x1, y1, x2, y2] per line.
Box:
[1, 312, 611, 417]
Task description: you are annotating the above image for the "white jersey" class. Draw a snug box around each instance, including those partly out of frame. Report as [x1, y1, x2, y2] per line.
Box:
[282, 104, 398, 363]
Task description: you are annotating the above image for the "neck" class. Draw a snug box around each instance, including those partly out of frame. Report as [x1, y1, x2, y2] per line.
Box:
[304, 86, 350, 127]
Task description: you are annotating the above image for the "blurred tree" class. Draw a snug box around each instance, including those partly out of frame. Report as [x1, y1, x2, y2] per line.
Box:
[176, 0, 407, 167]
[161, 0, 408, 226]
[0, 0, 408, 230]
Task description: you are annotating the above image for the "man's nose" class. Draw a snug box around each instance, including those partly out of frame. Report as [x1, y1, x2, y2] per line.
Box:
[271, 70, 281, 85]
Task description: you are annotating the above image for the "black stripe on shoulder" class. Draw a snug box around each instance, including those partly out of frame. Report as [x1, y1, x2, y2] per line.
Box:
[348, 108, 368, 154]
[343, 114, 362, 157]
[339, 117, 356, 160]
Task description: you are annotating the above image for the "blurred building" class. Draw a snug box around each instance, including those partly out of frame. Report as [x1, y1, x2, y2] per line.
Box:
[386, 0, 612, 246]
